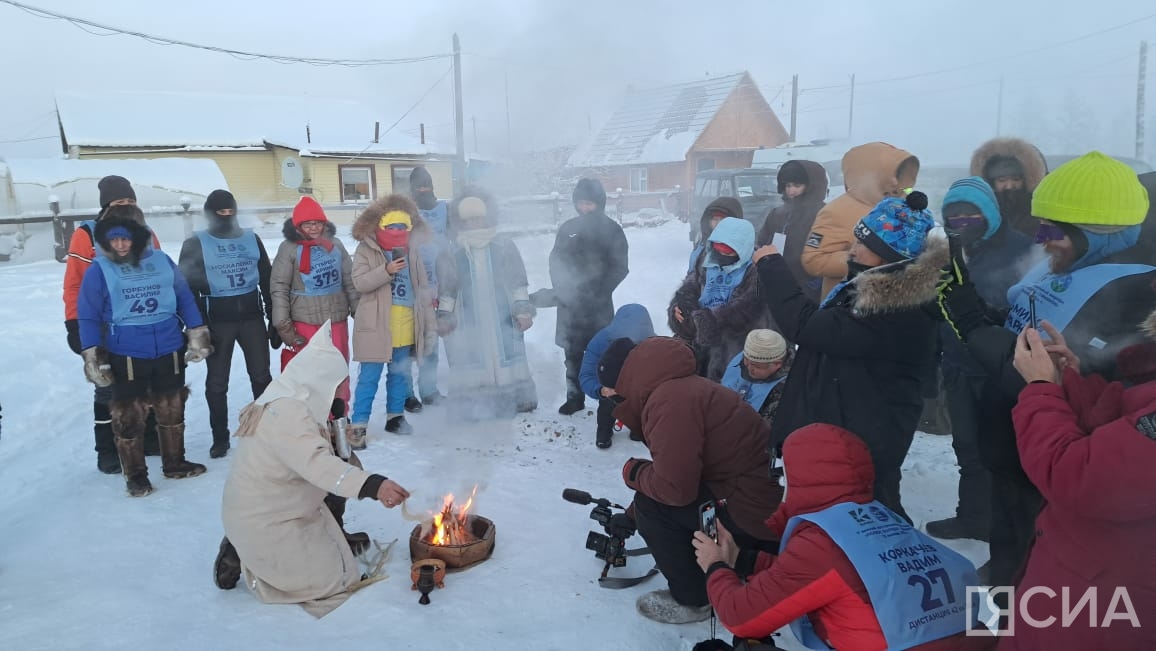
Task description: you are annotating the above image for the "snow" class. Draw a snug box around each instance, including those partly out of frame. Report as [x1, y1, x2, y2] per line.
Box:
[0, 221, 988, 650]
[54, 90, 452, 157]
[1, 157, 228, 215]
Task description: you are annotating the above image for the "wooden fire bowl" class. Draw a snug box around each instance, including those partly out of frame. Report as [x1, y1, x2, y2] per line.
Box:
[409, 514, 496, 571]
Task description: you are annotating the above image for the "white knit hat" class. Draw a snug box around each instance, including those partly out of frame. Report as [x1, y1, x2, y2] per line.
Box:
[744, 329, 787, 364]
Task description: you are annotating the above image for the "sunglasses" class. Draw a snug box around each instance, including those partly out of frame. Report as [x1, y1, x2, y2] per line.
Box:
[946, 216, 985, 232]
[1034, 222, 1067, 244]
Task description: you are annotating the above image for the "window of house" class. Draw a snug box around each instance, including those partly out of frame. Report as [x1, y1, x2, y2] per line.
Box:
[629, 168, 648, 192]
[697, 158, 716, 172]
[339, 165, 375, 203]
[392, 165, 415, 194]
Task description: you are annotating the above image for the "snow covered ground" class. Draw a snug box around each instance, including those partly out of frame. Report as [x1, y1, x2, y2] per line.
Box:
[0, 220, 987, 650]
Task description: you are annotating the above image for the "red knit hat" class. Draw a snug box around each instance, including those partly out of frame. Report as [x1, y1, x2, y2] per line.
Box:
[292, 196, 328, 227]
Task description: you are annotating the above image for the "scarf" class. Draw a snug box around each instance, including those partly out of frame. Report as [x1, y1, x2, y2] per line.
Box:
[297, 236, 334, 274]
[457, 227, 498, 251]
[375, 227, 410, 252]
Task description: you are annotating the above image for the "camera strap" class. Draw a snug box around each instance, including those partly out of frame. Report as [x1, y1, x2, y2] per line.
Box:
[597, 564, 660, 589]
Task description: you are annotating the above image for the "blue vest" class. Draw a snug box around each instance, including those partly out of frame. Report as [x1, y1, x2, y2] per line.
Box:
[390, 250, 415, 308]
[721, 352, 785, 412]
[293, 245, 343, 296]
[196, 230, 260, 297]
[699, 263, 750, 308]
[95, 252, 178, 327]
[420, 201, 449, 238]
[780, 501, 978, 651]
[1005, 260, 1156, 334]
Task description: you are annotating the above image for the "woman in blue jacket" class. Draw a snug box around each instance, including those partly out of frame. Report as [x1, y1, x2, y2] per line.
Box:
[77, 205, 212, 497]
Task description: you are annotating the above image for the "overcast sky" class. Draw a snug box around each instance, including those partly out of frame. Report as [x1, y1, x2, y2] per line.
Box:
[0, 0, 1153, 165]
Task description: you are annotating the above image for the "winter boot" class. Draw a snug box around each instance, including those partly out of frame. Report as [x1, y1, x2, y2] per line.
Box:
[348, 423, 367, 450]
[558, 398, 586, 416]
[404, 396, 424, 413]
[157, 423, 207, 479]
[143, 410, 161, 456]
[115, 436, 153, 497]
[214, 537, 242, 590]
[325, 493, 371, 555]
[636, 589, 712, 624]
[210, 433, 230, 459]
[420, 392, 445, 406]
[926, 517, 989, 542]
[94, 401, 120, 474]
[385, 415, 413, 435]
[596, 427, 613, 449]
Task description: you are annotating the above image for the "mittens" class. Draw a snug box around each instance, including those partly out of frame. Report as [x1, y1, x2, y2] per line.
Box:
[185, 326, 214, 363]
[81, 347, 114, 387]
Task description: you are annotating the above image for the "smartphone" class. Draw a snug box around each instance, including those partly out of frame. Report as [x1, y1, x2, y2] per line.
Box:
[391, 246, 407, 262]
[1028, 291, 1038, 330]
[699, 501, 718, 542]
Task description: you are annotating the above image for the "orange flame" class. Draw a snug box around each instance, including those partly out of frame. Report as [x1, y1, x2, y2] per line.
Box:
[426, 486, 480, 545]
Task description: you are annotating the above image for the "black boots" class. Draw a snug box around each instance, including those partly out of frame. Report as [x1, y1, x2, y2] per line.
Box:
[94, 401, 120, 474]
[404, 397, 424, 413]
[214, 537, 242, 590]
[386, 416, 413, 435]
[210, 435, 230, 459]
[926, 516, 990, 542]
[558, 398, 585, 416]
[325, 494, 370, 555]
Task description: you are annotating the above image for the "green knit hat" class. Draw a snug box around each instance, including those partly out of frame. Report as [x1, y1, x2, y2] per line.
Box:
[1031, 151, 1149, 227]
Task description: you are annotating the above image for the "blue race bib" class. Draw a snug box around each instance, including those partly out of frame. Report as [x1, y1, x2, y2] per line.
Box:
[390, 250, 415, 308]
[1005, 260, 1155, 334]
[780, 501, 979, 651]
[196, 230, 260, 297]
[721, 352, 784, 412]
[699, 263, 749, 308]
[96, 251, 177, 326]
[294, 245, 342, 296]
[419, 201, 449, 238]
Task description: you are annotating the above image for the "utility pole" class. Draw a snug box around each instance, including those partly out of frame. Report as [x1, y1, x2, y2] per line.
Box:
[789, 74, 799, 142]
[472, 115, 478, 153]
[452, 33, 466, 190]
[504, 68, 513, 155]
[847, 74, 856, 140]
[1137, 40, 1148, 161]
[996, 76, 1005, 136]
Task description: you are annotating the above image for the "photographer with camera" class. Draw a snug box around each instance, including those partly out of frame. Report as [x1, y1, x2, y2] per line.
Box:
[598, 336, 782, 624]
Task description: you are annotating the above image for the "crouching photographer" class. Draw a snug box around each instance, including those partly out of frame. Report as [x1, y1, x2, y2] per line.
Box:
[598, 337, 782, 624]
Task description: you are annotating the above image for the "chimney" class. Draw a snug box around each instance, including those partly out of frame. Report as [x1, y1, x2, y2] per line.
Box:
[420, 123, 426, 145]
[374, 121, 380, 144]
[306, 124, 312, 144]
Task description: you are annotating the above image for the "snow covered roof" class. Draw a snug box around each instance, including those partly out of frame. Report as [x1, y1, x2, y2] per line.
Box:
[567, 72, 750, 168]
[55, 90, 452, 157]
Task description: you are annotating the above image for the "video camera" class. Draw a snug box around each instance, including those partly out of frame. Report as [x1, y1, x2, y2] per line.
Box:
[562, 488, 630, 568]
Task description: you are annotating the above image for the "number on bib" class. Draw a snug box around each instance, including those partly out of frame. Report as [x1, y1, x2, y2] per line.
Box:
[908, 568, 956, 613]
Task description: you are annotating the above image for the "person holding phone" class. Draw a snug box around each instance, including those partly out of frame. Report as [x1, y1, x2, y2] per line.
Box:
[349, 195, 437, 437]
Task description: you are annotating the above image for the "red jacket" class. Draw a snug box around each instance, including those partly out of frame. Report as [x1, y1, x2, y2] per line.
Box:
[1000, 370, 1156, 650]
[706, 423, 994, 651]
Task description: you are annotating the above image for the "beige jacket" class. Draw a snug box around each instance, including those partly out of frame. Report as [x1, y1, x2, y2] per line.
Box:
[221, 321, 371, 618]
[270, 219, 360, 327]
[350, 195, 437, 363]
[801, 142, 919, 299]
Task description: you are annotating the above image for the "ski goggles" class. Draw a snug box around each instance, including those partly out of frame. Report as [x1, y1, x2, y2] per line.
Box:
[945, 215, 986, 234]
[1034, 222, 1067, 244]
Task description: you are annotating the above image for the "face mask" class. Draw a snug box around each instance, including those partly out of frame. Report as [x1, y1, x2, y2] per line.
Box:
[847, 259, 873, 279]
[946, 217, 986, 247]
[414, 190, 437, 211]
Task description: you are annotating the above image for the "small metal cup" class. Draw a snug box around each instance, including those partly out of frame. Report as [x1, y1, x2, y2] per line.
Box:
[329, 417, 352, 460]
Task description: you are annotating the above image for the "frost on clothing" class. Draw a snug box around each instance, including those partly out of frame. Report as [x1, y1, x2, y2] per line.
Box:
[668, 217, 771, 381]
[1005, 365, 1156, 649]
[78, 218, 203, 358]
[579, 303, 655, 400]
[706, 424, 990, 651]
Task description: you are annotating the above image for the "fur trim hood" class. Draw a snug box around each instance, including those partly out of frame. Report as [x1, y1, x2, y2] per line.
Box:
[94, 213, 153, 265]
[281, 217, 337, 243]
[841, 142, 919, 206]
[851, 234, 950, 315]
[448, 185, 501, 235]
[970, 138, 1048, 191]
[351, 194, 430, 245]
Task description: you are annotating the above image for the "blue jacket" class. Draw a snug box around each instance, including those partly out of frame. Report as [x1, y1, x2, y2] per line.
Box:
[78, 249, 205, 359]
[579, 303, 654, 400]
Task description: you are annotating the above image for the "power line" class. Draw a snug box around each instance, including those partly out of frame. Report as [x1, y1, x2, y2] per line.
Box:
[336, 65, 454, 163]
[0, 0, 452, 67]
[0, 135, 57, 144]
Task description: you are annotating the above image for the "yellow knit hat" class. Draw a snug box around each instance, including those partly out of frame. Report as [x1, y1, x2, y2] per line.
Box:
[378, 210, 413, 230]
[1031, 151, 1149, 227]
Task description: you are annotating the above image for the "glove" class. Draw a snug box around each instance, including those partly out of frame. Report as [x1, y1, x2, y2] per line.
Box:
[606, 512, 637, 539]
[514, 314, 534, 332]
[435, 310, 457, 337]
[65, 319, 82, 355]
[938, 274, 992, 342]
[267, 321, 282, 350]
[185, 326, 214, 364]
[622, 457, 652, 490]
[81, 347, 114, 387]
[276, 320, 308, 350]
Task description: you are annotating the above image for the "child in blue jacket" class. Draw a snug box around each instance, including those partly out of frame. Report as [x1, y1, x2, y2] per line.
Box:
[579, 303, 654, 448]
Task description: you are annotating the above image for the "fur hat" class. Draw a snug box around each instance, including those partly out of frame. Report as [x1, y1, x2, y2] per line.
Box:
[292, 196, 328, 228]
[744, 329, 787, 364]
[98, 175, 136, 210]
[776, 161, 810, 191]
[854, 191, 936, 263]
[458, 197, 487, 220]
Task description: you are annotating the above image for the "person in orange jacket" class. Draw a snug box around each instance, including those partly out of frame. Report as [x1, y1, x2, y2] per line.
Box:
[62, 175, 161, 473]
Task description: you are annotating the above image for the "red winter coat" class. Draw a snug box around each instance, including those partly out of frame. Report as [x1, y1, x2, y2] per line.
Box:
[706, 423, 994, 651]
[1001, 370, 1156, 650]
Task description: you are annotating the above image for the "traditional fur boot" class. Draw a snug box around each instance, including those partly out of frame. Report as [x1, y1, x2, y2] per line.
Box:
[214, 537, 242, 590]
[111, 397, 152, 497]
[157, 423, 207, 478]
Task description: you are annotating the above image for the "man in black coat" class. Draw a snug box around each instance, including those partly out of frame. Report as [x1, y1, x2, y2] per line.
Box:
[543, 178, 629, 415]
[178, 190, 276, 458]
[754, 192, 943, 523]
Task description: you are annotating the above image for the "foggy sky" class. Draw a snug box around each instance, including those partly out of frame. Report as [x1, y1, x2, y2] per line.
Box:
[1, 0, 1154, 165]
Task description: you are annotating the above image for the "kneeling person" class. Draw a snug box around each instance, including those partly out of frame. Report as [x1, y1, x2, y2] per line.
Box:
[721, 329, 792, 433]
